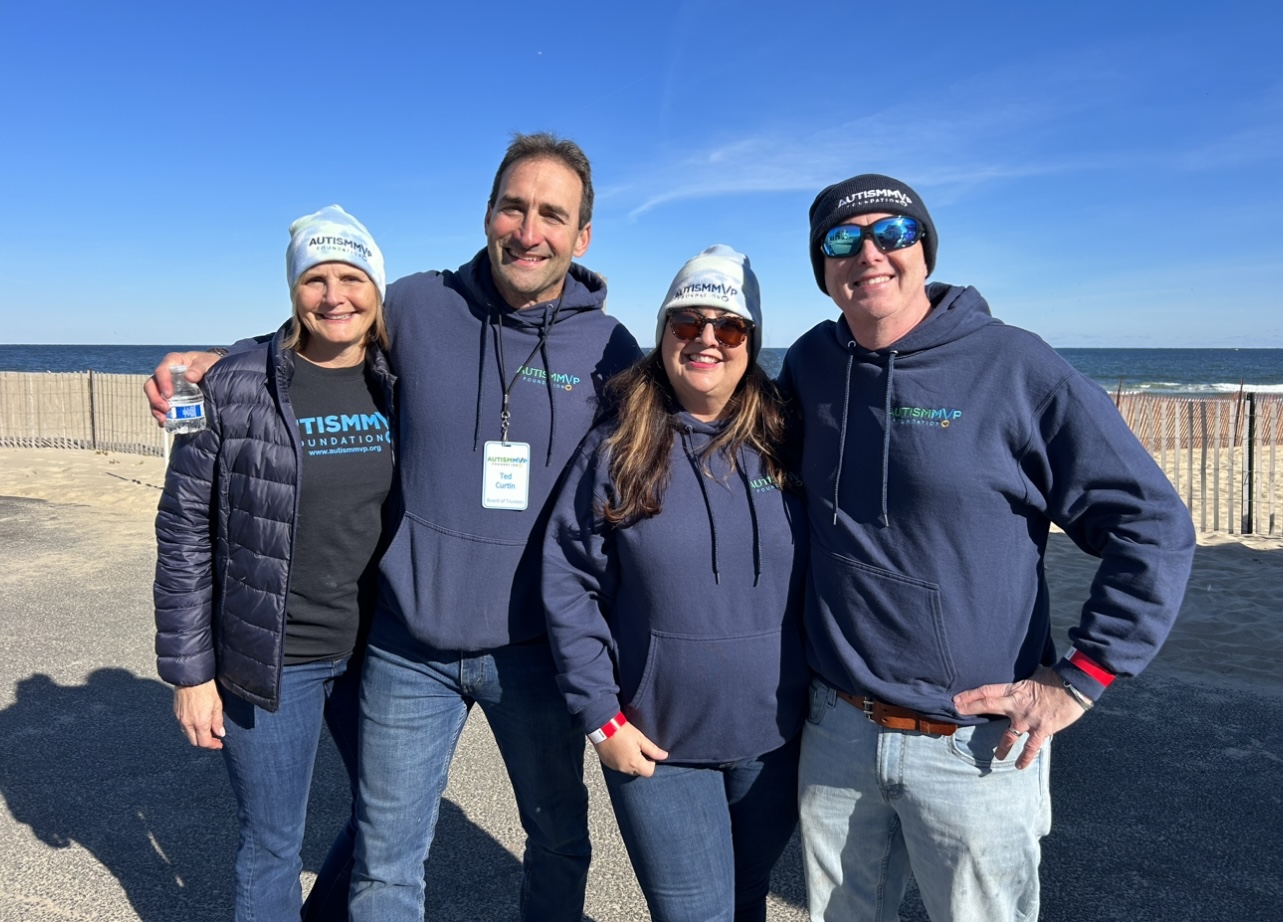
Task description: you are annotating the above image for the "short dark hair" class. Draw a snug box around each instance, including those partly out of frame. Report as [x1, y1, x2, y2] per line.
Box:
[488, 132, 594, 229]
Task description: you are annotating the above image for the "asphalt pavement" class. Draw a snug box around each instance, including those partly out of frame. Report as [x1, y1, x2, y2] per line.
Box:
[1, 494, 1279, 921]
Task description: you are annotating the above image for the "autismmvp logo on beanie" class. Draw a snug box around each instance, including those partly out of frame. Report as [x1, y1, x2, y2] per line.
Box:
[672, 281, 740, 303]
[835, 188, 914, 210]
[307, 235, 374, 259]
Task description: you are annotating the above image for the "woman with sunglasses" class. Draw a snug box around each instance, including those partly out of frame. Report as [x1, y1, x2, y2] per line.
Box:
[542, 245, 808, 922]
[155, 206, 394, 921]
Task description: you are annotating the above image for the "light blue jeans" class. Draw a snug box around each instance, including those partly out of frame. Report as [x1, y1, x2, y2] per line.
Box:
[349, 622, 590, 922]
[798, 679, 1051, 922]
[219, 655, 359, 922]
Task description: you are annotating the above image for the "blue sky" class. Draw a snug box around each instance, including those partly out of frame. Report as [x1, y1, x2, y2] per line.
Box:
[2, 1, 1281, 348]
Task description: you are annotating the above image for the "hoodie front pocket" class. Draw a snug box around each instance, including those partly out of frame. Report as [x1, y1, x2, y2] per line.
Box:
[810, 545, 957, 695]
[380, 512, 529, 649]
[625, 628, 797, 762]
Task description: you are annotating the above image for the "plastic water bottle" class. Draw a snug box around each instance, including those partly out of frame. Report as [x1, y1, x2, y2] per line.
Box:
[165, 365, 207, 434]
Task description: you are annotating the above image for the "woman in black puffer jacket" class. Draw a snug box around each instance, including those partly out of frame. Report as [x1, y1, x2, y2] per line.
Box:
[154, 205, 395, 922]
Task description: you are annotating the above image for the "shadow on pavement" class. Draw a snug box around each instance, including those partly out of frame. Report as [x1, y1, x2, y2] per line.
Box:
[0, 668, 543, 920]
[0, 668, 237, 920]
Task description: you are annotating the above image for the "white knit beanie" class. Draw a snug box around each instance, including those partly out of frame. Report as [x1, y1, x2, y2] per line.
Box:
[656, 245, 762, 359]
[285, 205, 386, 301]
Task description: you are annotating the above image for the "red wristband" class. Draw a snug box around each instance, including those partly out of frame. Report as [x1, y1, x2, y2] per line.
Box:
[587, 712, 627, 745]
[1067, 648, 1115, 687]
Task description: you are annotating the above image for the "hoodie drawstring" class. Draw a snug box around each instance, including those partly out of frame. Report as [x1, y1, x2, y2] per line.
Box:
[486, 298, 563, 460]
[472, 310, 489, 451]
[879, 352, 897, 527]
[832, 353, 854, 525]
[832, 347, 896, 527]
[681, 427, 721, 584]
[735, 448, 763, 587]
[540, 334, 556, 466]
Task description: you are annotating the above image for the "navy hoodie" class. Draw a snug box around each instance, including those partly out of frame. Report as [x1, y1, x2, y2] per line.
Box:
[542, 412, 809, 763]
[376, 250, 641, 651]
[779, 283, 1194, 721]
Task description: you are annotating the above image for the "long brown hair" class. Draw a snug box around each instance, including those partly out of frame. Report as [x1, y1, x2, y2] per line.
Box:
[600, 350, 791, 526]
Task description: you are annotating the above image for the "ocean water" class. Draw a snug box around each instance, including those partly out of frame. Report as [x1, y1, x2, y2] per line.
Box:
[755, 347, 1282, 397]
[2, 344, 1280, 397]
[0, 345, 207, 376]
[1054, 348, 1283, 396]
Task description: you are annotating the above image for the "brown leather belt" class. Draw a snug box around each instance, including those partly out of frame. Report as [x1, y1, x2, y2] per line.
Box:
[836, 690, 958, 736]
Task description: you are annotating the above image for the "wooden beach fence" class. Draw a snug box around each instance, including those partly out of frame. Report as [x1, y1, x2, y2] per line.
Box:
[1113, 392, 1281, 537]
[0, 371, 167, 458]
[1, 372, 1280, 537]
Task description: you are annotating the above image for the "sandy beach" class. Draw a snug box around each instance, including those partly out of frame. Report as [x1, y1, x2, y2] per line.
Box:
[0, 448, 168, 513]
[2, 446, 1281, 921]
[4, 446, 1278, 692]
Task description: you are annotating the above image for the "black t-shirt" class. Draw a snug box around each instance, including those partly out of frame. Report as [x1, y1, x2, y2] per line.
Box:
[283, 357, 394, 664]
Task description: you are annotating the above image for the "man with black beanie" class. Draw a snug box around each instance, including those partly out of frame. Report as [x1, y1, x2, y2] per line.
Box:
[779, 173, 1195, 920]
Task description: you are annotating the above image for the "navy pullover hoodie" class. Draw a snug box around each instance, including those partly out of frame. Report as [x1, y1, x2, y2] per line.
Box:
[376, 250, 641, 652]
[543, 412, 809, 763]
[779, 283, 1194, 721]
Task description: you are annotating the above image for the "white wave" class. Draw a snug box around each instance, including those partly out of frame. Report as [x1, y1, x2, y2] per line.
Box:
[1094, 381, 1283, 395]
[1200, 382, 1283, 394]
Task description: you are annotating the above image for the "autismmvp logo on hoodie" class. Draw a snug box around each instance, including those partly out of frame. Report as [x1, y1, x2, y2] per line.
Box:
[517, 364, 581, 391]
[890, 406, 963, 428]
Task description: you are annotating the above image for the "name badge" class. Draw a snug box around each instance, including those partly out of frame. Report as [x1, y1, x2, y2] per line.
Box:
[482, 441, 531, 510]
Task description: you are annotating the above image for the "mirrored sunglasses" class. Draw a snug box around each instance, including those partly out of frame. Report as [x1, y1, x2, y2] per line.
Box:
[821, 216, 922, 258]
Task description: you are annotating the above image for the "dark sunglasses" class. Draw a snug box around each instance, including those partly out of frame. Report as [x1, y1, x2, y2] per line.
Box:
[821, 216, 922, 258]
[667, 311, 754, 348]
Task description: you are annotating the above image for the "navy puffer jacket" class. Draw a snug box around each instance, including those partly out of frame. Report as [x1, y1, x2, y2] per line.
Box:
[153, 330, 395, 711]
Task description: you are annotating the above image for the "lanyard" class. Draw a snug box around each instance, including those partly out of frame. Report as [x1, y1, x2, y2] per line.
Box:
[494, 297, 563, 443]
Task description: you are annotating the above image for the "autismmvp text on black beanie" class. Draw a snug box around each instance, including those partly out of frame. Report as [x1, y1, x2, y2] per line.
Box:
[807, 174, 937, 294]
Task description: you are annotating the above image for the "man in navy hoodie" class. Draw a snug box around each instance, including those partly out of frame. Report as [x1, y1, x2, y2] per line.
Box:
[779, 174, 1194, 921]
[345, 135, 640, 921]
[146, 135, 641, 920]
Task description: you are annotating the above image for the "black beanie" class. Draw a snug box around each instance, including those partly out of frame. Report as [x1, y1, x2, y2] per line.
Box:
[808, 174, 936, 294]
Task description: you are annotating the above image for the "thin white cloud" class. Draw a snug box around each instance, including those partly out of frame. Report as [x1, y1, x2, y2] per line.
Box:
[616, 39, 1283, 221]
[619, 109, 1109, 219]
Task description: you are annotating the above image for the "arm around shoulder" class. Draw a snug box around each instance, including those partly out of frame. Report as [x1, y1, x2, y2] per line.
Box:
[145, 338, 269, 424]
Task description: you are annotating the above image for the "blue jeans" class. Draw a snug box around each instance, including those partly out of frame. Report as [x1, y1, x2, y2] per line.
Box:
[219, 655, 360, 922]
[798, 679, 1052, 922]
[350, 626, 590, 921]
[602, 737, 800, 922]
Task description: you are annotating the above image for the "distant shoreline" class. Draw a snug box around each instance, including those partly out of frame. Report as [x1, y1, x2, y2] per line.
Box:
[3, 345, 1282, 397]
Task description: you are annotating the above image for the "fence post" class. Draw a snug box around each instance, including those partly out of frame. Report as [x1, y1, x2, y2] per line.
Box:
[1186, 401, 1194, 518]
[88, 370, 98, 450]
[1270, 400, 1278, 537]
[1159, 400, 1167, 475]
[1244, 392, 1256, 534]
[1213, 401, 1222, 533]
[27, 375, 36, 448]
[1198, 401, 1208, 533]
